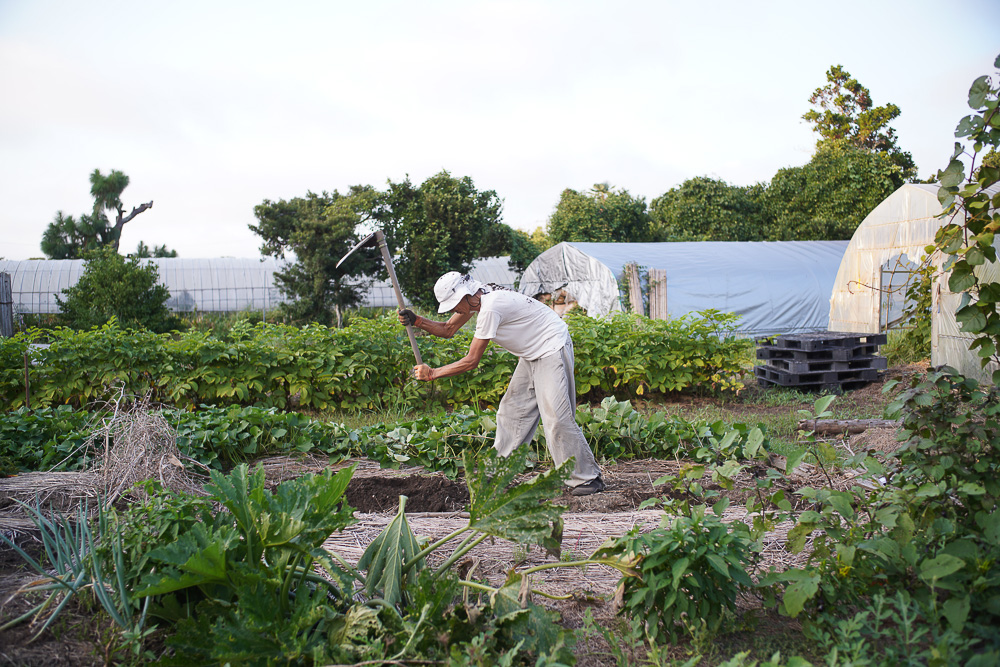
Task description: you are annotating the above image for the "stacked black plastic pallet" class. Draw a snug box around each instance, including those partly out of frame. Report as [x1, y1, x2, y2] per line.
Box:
[754, 331, 888, 391]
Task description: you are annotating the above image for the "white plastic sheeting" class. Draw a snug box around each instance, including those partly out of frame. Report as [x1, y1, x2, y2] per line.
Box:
[828, 182, 1000, 384]
[0, 258, 285, 313]
[829, 184, 942, 333]
[519, 241, 849, 336]
[936, 253, 1000, 383]
[0, 256, 519, 314]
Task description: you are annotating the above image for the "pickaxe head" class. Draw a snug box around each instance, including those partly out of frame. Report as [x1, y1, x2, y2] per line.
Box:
[336, 230, 380, 269]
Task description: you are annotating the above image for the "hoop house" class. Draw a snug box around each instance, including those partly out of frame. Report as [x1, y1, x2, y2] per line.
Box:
[519, 241, 848, 337]
[828, 183, 1000, 383]
[0, 256, 518, 315]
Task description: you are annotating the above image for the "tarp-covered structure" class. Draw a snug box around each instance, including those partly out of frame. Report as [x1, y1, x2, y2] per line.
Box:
[828, 183, 1000, 383]
[519, 241, 849, 336]
[0, 256, 518, 314]
[0, 258, 285, 314]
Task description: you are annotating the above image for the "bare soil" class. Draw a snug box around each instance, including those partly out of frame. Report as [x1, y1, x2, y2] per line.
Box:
[0, 365, 921, 665]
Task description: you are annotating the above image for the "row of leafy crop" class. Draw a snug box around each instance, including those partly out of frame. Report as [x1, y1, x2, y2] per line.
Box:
[5, 371, 997, 664]
[0, 310, 749, 411]
[0, 397, 767, 476]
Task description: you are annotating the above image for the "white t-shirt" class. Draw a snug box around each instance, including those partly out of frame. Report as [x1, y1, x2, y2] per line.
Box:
[473, 288, 569, 361]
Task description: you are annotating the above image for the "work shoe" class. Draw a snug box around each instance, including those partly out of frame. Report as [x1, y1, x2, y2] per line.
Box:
[570, 475, 605, 496]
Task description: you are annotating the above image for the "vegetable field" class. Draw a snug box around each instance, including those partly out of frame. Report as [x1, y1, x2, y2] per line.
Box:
[1, 314, 998, 665]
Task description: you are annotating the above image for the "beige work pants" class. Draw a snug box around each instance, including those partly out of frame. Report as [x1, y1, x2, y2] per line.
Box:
[493, 338, 602, 488]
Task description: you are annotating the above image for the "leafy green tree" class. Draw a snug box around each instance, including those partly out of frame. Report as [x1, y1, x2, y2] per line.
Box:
[41, 169, 162, 259]
[803, 65, 916, 179]
[134, 241, 177, 258]
[547, 183, 652, 244]
[251, 189, 374, 326]
[372, 171, 505, 310]
[529, 226, 552, 253]
[56, 246, 182, 332]
[649, 177, 768, 241]
[765, 144, 903, 240]
[479, 223, 541, 274]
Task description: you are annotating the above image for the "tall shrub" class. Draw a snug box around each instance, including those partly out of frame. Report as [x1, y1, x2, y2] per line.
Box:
[56, 247, 182, 333]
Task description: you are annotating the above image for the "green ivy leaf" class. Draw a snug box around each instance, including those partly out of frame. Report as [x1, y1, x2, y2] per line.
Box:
[949, 263, 977, 293]
[940, 159, 966, 188]
[956, 305, 988, 333]
[969, 75, 991, 109]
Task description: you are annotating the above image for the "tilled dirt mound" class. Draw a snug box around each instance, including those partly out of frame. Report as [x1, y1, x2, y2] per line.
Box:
[346, 474, 469, 512]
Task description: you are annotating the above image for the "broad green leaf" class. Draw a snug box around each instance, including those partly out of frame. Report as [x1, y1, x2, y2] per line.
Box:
[949, 264, 977, 293]
[781, 573, 820, 617]
[358, 496, 425, 608]
[784, 447, 807, 475]
[918, 554, 965, 583]
[787, 522, 815, 554]
[969, 75, 990, 109]
[744, 427, 764, 459]
[940, 159, 965, 188]
[813, 394, 836, 417]
[713, 497, 731, 516]
[491, 579, 575, 661]
[135, 522, 240, 597]
[465, 448, 569, 557]
[943, 595, 971, 632]
[671, 557, 691, 588]
[706, 553, 729, 578]
[956, 305, 988, 333]
[827, 491, 855, 520]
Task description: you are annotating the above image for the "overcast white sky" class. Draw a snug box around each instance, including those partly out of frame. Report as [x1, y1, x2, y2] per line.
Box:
[2, 1, 998, 260]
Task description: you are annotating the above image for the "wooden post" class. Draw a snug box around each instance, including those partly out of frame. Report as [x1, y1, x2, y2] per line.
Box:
[24, 350, 30, 410]
[0, 272, 13, 338]
[649, 268, 667, 320]
[625, 263, 643, 315]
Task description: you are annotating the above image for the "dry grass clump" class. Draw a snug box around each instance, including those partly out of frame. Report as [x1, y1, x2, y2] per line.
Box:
[849, 427, 902, 454]
[0, 394, 206, 520]
[92, 397, 207, 504]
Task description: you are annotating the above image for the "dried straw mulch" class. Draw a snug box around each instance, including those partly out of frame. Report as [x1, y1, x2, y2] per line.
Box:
[0, 397, 207, 532]
[322, 504, 809, 600]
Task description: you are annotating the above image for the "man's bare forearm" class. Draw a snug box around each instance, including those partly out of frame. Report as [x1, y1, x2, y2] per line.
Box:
[413, 314, 468, 338]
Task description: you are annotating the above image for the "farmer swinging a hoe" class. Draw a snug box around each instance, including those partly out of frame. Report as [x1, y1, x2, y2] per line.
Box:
[398, 272, 605, 496]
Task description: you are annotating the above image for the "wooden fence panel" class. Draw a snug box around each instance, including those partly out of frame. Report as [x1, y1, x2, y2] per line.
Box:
[649, 268, 667, 320]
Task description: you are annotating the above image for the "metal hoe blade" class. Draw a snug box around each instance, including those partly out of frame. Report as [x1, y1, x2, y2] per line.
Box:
[336, 229, 423, 365]
[336, 231, 378, 269]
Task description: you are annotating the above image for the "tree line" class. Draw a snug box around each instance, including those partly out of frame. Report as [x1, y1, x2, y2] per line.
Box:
[34, 64, 921, 329]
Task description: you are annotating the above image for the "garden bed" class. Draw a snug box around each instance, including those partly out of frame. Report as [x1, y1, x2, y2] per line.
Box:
[0, 366, 916, 665]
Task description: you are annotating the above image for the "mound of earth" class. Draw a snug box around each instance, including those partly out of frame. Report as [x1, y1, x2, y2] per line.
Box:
[346, 474, 469, 512]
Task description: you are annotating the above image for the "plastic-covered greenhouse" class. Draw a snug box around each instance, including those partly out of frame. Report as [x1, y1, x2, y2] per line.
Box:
[828, 183, 1000, 383]
[0, 256, 518, 314]
[518, 240, 849, 336]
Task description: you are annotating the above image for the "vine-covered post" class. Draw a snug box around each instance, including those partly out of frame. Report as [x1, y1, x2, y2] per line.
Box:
[932, 54, 1000, 383]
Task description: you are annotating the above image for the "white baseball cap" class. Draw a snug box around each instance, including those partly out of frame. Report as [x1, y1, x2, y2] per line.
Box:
[435, 272, 484, 313]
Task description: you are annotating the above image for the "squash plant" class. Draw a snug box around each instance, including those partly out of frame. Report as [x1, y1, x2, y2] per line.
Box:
[124, 448, 628, 664]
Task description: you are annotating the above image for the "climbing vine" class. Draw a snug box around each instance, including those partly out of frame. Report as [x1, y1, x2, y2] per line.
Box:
[932, 54, 1000, 382]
